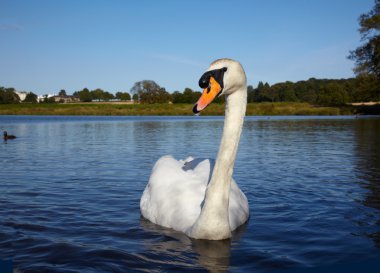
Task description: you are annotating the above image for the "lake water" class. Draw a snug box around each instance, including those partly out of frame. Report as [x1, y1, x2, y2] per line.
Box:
[1, 115, 380, 272]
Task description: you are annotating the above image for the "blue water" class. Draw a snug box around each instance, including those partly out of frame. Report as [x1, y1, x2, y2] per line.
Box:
[1, 115, 380, 272]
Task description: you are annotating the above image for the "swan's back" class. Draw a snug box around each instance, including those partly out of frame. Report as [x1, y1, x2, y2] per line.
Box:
[140, 156, 249, 233]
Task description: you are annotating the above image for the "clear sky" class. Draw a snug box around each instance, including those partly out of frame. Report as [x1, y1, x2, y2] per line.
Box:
[0, 0, 374, 95]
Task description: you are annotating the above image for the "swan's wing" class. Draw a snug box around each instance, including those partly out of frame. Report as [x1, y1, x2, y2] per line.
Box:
[182, 157, 249, 230]
[229, 178, 249, 230]
[140, 156, 212, 233]
[182, 157, 215, 184]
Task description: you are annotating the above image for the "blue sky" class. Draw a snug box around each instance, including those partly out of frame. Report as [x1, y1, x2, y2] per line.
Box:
[0, 0, 374, 95]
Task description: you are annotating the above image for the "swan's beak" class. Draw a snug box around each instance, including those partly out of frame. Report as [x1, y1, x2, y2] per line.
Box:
[193, 77, 222, 114]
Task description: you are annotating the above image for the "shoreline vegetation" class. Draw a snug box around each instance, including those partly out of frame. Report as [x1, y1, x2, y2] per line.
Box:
[1, 102, 379, 116]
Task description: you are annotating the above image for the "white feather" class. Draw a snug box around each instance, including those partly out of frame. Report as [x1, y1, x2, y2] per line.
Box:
[140, 155, 249, 233]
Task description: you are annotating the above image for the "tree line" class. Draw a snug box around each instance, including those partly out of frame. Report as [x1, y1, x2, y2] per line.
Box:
[72, 88, 131, 102]
[247, 75, 379, 105]
[1, 75, 378, 105]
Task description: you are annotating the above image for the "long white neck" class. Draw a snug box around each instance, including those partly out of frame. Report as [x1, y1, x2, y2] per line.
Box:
[189, 86, 247, 240]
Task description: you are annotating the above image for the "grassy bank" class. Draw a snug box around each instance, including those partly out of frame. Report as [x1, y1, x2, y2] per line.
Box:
[0, 102, 355, 116]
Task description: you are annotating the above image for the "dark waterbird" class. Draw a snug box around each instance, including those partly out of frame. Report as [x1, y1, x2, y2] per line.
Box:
[3, 131, 16, 140]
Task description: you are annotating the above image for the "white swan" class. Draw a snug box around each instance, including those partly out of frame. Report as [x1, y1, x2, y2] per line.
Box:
[140, 58, 249, 240]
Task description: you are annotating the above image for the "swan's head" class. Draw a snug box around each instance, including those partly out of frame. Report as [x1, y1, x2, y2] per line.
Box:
[193, 58, 246, 114]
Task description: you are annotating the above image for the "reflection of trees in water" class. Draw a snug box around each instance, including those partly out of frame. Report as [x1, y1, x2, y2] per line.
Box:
[354, 118, 380, 246]
[140, 216, 248, 272]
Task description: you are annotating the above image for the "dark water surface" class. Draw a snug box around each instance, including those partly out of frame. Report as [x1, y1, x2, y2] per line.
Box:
[1, 115, 380, 272]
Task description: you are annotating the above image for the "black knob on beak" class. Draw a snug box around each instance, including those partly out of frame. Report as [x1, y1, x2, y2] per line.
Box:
[198, 67, 228, 89]
[198, 72, 211, 89]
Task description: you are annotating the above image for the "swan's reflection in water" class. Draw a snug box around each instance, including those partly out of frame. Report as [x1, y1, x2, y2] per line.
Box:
[191, 239, 231, 272]
[140, 216, 248, 272]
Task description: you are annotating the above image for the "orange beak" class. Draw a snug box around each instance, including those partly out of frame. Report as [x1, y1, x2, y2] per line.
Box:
[193, 77, 222, 113]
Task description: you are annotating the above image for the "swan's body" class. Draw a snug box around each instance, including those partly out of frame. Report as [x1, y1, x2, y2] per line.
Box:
[140, 59, 249, 240]
[140, 156, 249, 234]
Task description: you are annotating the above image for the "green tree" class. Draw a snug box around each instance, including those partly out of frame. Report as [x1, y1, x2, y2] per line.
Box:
[260, 82, 276, 102]
[115, 92, 131, 101]
[353, 74, 380, 101]
[172, 88, 202, 104]
[171, 91, 184, 103]
[294, 80, 317, 103]
[349, 0, 380, 78]
[132, 93, 139, 102]
[248, 78, 359, 105]
[184, 88, 202, 103]
[24, 92, 38, 103]
[247, 85, 255, 102]
[58, 89, 67, 96]
[276, 82, 297, 102]
[182, 88, 194, 103]
[255, 82, 265, 102]
[91, 88, 104, 101]
[315, 82, 347, 105]
[0, 87, 20, 104]
[74, 88, 92, 102]
[326, 83, 349, 105]
[101, 91, 115, 101]
[131, 80, 171, 103]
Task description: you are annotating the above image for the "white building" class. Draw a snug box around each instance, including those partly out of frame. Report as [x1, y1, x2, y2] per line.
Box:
[37, 94, 55, 102]
[15, 91, 28, 101]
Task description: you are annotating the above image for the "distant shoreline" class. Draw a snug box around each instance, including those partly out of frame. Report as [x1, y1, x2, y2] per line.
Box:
[0, 102, 379, 116]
